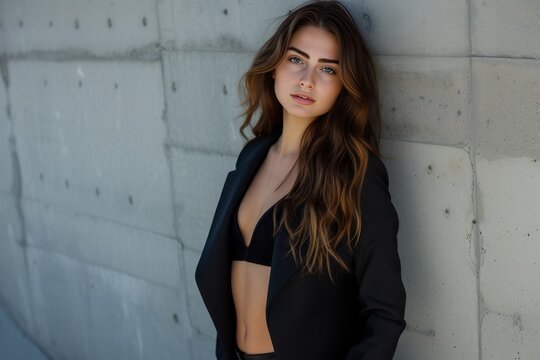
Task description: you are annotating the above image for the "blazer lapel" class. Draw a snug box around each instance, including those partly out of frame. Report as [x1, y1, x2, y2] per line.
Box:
[197, 128, 303, 347]
[228, 130, 303, 313]
[231, 132, 305, 314]
[199, 130, 282, 266]
[267, 224, 303, 312]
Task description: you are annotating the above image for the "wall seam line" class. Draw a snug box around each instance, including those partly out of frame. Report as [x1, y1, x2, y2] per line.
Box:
[466, 0, 483, 359]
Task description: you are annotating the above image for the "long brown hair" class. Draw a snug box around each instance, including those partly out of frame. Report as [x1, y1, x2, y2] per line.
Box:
[238, 0, 382, 282]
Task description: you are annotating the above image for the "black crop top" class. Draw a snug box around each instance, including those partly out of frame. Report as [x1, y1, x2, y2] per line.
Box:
[230, 197, 284, 266]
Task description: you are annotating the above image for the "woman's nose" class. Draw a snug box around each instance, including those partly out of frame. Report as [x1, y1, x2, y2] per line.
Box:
[299, 70, 315, 89]
[300, 80, 313, 88]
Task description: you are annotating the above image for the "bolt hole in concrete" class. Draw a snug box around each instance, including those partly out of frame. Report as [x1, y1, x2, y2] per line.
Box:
[74, 19, 79, 29]
[142, 17, 147, 26]
[129, 195, 134, 205]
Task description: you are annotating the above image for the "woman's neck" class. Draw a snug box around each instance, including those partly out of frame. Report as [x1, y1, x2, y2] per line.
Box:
[274, 115, 314, 159]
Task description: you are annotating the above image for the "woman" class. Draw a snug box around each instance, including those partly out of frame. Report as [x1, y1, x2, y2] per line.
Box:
[195, 1, 406, 359]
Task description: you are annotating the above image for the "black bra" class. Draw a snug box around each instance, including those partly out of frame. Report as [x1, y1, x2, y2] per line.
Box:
[230, 197, 285, 266]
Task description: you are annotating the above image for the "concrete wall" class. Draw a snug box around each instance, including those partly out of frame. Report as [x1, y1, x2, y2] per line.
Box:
[0, 0, 538, 359]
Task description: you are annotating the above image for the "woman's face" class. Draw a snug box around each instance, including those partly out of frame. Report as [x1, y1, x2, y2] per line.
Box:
[273, 25, 343, 124]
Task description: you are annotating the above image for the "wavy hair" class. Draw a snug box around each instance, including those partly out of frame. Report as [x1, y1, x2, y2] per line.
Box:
[238, 0, 382, 282]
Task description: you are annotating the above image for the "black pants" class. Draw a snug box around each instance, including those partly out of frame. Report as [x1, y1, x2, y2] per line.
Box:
[234, 346, 276, 360]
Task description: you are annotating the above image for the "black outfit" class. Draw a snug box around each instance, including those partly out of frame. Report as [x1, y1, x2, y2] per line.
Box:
[230, 190, 285, 266]
[234, 345, 276, 360]
[195, 129, 406, 360]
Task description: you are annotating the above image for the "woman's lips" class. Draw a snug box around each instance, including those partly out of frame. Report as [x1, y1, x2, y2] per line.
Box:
[291, 93, 315, 105]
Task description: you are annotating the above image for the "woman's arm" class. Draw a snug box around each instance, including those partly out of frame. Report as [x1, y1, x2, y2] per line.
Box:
[345, 154, 407, 360]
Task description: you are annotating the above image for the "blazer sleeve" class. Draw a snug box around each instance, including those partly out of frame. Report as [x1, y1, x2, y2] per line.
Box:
[345, 154, 407, 360]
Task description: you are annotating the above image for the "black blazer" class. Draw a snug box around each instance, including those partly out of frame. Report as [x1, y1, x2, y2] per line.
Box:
[195, 130, 406, 360]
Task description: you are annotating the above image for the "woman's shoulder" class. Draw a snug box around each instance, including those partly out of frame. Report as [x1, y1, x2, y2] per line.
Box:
[361, 151, 397, 223]
[365, 150, 389, 187]
[234, 130, 280, 168]
[236, 136, 260, 163]
[234, 136, 262, 169]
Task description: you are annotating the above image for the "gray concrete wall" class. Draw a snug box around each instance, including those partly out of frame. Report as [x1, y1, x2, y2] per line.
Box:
[0, 0, 538, 359]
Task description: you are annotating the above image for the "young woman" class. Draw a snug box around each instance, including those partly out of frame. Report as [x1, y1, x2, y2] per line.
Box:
[195, 1, 406, 359]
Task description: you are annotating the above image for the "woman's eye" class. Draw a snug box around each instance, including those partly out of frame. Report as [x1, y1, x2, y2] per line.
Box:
[322, 66, 336, 75]
[289, 56, 303, 64]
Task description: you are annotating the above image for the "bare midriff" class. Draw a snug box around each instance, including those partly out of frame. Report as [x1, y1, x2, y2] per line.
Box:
[231, 260, 274, 353]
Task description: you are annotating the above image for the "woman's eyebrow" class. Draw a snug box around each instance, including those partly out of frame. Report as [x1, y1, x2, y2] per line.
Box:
[288, 46, 340, 64]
